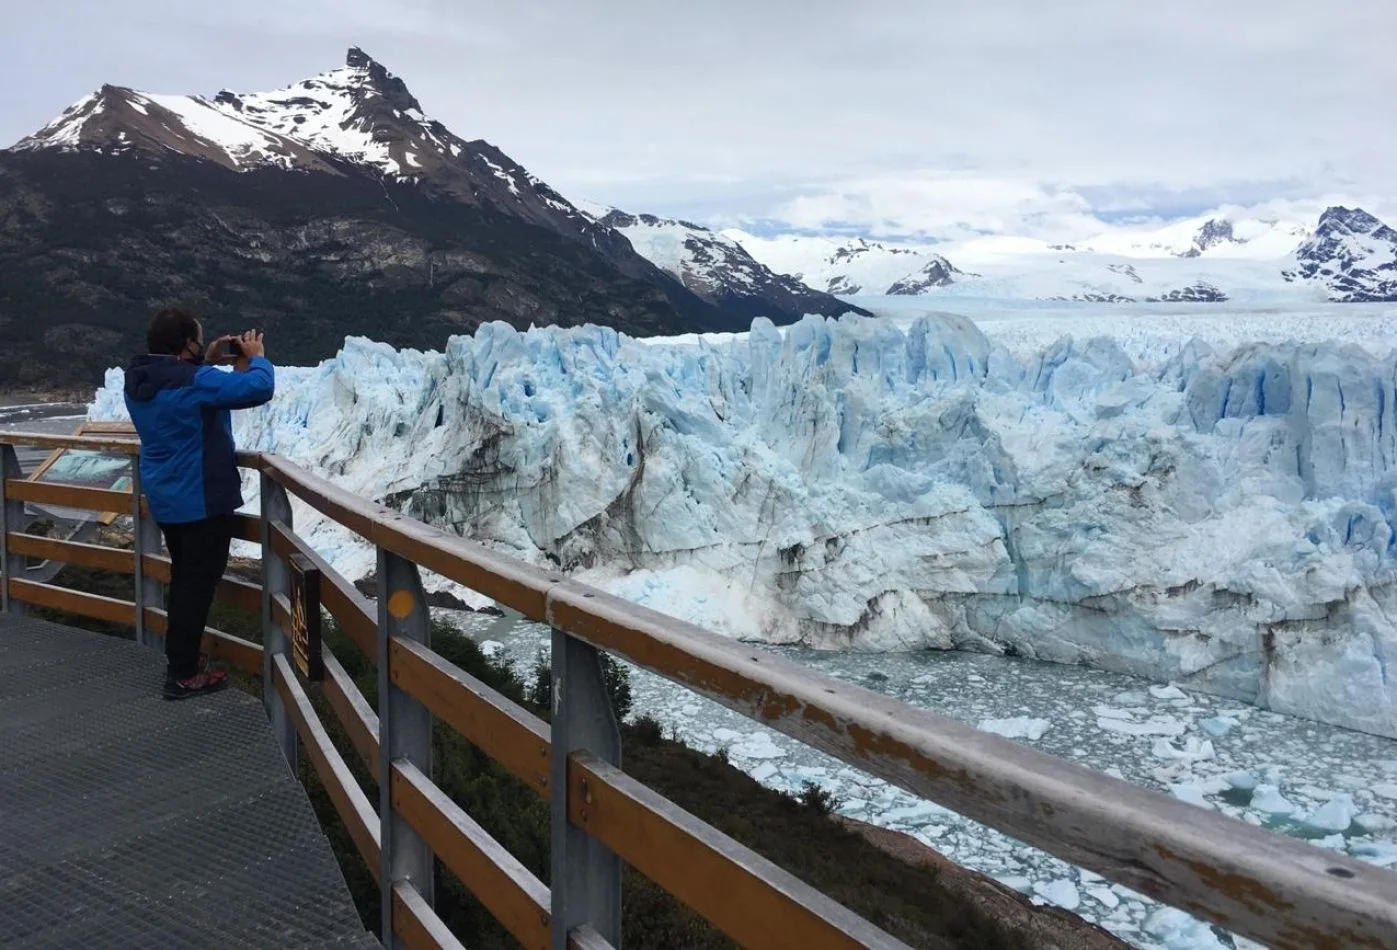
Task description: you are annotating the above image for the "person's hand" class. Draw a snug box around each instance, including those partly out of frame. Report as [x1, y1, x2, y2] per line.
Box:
[238, 331, 265, 360]
[205, 335, 242, 365]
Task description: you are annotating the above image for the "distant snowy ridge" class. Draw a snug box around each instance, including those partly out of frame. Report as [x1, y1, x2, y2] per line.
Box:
[577, 204, 860, 318]
[92, 314, 1397, 740]
[727, 207, 1395, 305]
[721, 232, 958, 296]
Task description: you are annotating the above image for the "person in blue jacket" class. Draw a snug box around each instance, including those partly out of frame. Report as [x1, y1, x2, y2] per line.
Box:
[124, 308, 275, 699]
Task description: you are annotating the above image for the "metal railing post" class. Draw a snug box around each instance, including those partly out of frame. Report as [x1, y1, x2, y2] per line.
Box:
[0, 443, 22, 615]
[260, 473, 297, 767]
[377, 547, 435, 948]
[550, 629, 623, 949]
[130, 456, 164, 651]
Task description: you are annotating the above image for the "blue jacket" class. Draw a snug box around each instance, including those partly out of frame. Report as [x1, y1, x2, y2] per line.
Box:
[123, 354, 275, 525]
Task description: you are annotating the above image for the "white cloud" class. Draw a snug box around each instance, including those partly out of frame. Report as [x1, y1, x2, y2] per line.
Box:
[2, 0, 1393, 238]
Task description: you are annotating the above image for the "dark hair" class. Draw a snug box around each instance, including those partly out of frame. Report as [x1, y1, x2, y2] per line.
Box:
[146, 307, 201, 356]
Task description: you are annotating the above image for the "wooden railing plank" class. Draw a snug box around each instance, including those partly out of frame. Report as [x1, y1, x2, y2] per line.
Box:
[392, 881, 466, 950]
[141, 555, 262, 614]
[322, 648, 380, 781]
[6, 533, 133, 574]
[4, 479, 131, 514]
[273, 654, 381, 880]
[393, 760, 550, 950]
[7, 578, 137, 625]
[546, 581, 1397, 950]
[258, 453, 560, 620]
[231, 512, 261, 544]
[0, 432, 140, 454]
[142, 608, 263, 676]
[568, 753, 907, 950]
[389, 636, 551, 799]
[269, 521, 376, 663]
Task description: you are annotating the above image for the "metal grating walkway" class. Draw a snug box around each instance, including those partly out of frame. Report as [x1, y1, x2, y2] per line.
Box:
[0, 615, 380, 949]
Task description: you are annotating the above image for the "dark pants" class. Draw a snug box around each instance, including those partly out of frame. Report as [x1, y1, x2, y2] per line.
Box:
[159, 514, 235, 680]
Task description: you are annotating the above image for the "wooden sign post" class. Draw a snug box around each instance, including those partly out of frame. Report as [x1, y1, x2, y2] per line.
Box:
[288, 553, 323, 682]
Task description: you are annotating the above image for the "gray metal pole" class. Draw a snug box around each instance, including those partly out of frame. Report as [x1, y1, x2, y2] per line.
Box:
[549, 629, 623, 949]
[260, 474, 297, 767]
[377, 547, 435, 948]
[0, 443, 22, 615]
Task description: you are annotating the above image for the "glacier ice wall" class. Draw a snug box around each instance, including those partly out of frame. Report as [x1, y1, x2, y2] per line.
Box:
[90, 314, 1397, 738]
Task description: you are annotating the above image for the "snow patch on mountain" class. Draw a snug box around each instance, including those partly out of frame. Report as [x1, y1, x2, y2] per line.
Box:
[89, 312, 1397, 739]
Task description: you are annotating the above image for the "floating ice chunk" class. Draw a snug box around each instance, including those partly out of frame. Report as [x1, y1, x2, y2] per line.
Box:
[1149, 684, 1189, 700]
[1313, 833, 1346, 850]
[1355, 812, 1397, 833]
[1086, 886, 1120, 909]
[1224, 770, 1259, 790]
[479, 639, 504, 657]
[1032, 879, 1080, 910]
[1113, 691, 1150, 706]
[1351, 841, 1397, 867]
[883, 801, 954, 823]
[1372, 783, 1397, 800]
[1304, 795, 1355, 833]
[730, 732, 786, 760]
[1097, 716, 1187, 737]
[1144, 908, 1230, 950]
[750, 762, 780, 782]
[1093, 705, 1135, 720]
[1198, 716, 1238, 737]
[1251, 785, 1296, 815]
[993, 875, 1032, 893]
[1152, 737, 1216, 762]
[978, 717, 1052, 741]
[1169, 783, 1216, 810]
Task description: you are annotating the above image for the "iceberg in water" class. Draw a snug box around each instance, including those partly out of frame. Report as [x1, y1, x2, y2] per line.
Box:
[89, 313, 1397, 739]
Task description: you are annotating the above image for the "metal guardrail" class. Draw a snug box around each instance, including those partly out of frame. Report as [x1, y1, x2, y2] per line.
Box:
[2, 430, 1396, 950]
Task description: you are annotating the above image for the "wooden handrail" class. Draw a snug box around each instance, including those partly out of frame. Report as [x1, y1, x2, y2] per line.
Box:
[6, 532, 134, 574]
[269, 521, 376, 663]
[393, 760, 551, 950]
[567, 752, 908, 950]
[273, 654, 381, 879]
[4, 479, 132, 514]
[389, 636, 551, 799]
[0, 432, 140, 454]
[7, 578, 138, 625]
[256, 453, 561, 621]
[142, 609, 263, 676]
[543, 578, 1397, 948]
[392, 881, 466, 950]
[322, 648, 380, 781]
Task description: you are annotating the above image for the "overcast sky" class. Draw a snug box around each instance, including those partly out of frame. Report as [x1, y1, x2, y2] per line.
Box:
[4, 0, 1393, 240]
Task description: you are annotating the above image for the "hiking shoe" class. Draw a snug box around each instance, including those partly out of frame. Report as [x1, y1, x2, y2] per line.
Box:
[163, 669, 230, 701]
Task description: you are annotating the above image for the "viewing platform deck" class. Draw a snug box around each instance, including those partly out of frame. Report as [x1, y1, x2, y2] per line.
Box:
[0, 614, 378, 950]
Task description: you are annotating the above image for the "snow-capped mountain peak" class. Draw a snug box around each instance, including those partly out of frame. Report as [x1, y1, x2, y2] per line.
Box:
[1178, 218, 1242, 257]
[580, 205, 862, 319]
[1283, 205, 1397, 302]
[211, 47, 451, 179]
